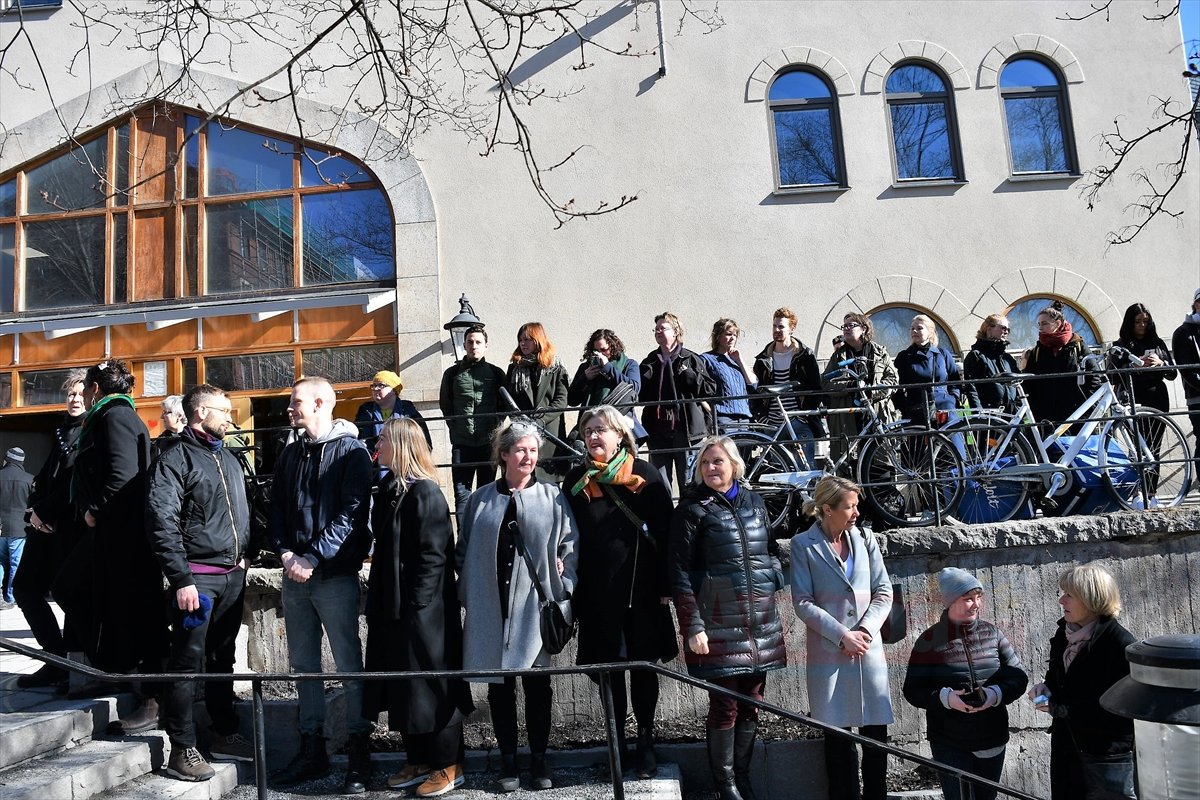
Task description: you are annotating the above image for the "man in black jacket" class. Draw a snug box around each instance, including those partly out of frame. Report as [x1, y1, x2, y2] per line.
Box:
[147, 384, 253, 782]
[1172, 288, 1200, 476]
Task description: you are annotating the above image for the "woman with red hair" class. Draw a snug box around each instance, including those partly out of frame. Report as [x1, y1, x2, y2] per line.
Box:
[507, 322, 571, 479]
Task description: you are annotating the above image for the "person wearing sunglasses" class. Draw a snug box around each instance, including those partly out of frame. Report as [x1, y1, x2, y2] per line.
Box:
[824, 313, 898, 463]
[963, 314, 1020, 413]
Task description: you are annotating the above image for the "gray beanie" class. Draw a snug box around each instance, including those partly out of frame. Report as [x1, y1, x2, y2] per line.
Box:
[5, 446, 25, 464]
[937, 567, 982, 606]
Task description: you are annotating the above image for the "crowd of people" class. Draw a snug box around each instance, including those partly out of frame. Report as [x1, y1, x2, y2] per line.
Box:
[4, 290, 1192, 800]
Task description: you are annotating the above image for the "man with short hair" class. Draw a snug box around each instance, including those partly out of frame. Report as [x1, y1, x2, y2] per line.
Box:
[0, 447, 33, 610]
[267, 377, 374, 793]
[147, 384, 253, 782]
[439, 323, 506, 517]
[752, 307, 825, 467]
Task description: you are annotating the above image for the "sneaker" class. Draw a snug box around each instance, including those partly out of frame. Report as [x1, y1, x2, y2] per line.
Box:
[498, 753, 519, 793]
[417, 764, 465, 797]
[387, 762, 433, 789]
[209, 730, 255, 762]
[165, 746, 215, 782]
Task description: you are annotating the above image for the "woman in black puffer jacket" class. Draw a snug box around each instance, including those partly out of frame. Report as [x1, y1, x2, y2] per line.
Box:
[903, 568, 1028, 800]
[671, 435, 786, 800]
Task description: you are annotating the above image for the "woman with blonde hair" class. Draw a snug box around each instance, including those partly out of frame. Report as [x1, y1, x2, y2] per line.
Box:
[963, 314, 1020, 413]
[1030, 564, 1136, 799]
[506, 322, 570, 478]
[790, 476, 894, 800]
[893, 314, 961, 423]
[365, 418, 473, 797]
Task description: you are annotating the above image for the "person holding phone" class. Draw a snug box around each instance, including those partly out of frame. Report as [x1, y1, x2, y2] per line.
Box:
[702, 318, 757, 433]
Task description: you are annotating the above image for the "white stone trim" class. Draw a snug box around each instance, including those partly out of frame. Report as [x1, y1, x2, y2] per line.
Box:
[973, 267, 1116, 341]
[819, 275, 974, 357]
[746, 46, 855, 102]
[978, 35, 1084, 88]
[862, 41, 969, 94]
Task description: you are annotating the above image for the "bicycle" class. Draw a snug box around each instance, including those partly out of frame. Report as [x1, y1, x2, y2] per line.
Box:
[941, 346, 1193, 523]
[724, 359, 964, 534]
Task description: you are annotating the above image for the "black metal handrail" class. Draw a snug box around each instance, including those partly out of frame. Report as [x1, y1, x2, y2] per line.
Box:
[0, 637, 1043, 800]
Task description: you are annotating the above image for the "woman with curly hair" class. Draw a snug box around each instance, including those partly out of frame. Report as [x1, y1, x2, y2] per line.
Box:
[567, 328, 645, 440]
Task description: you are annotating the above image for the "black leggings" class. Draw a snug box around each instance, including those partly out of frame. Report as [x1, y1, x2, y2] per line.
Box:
[488, 675, 552, 755]
[602, 669, 660, 731]
[824, 724, 888, 800]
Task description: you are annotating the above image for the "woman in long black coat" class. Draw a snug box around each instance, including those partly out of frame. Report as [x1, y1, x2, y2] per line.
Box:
[365, 418, 473, 797]
[564, 404, 677, 778]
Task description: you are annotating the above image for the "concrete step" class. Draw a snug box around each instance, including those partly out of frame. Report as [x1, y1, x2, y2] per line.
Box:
[0, 731, 167, 800]
[94, 760, 241, 800]
[0, 694, 129, 769]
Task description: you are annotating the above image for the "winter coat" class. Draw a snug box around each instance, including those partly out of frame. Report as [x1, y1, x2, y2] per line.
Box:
[505, 359, 571, 474]
[639, 346, 716, 444]
[963, 338, 1021, 413]
[701, 351, 755, 421]
[789, 521, 895, 727]
[568, 353, 647, 440]
[455, 479, 578, 673]
[364, 476, 473, 733]
[894, 343, 962, 420]
[1042, 616, 1135, 756]
[1173, 319, 1200, 406]
[563, 456, 678, 665]
[0, 462, 33, 538]
[752, 337, 824, 420]
[145, 433, 252, 591]
[1024, 335, 1103, 426]
[670, 484, 787, 681]
[266, 418, 373, 577]
[823, 340, 898, 445]
[1113, 335, 1176, 413]
[439, 357, 507, 448]
[354, 398, 431, 451]
[27, 415, 81, 532]
[903, 611, 1028, 752]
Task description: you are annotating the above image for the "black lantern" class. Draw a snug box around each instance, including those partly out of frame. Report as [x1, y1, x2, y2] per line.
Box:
[443, 294, 483, 362]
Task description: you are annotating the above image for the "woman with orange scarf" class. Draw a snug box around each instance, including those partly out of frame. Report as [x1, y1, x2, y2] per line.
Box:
[564, 405, 677, 779]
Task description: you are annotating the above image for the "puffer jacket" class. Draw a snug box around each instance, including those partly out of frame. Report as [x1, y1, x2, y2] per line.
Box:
[670, 484, 787, 680]
[439, 357, 507, 448]
[963, 338, 1020, 413]
[146, 432, 251, 590]
[903, 611, 1028, 752]
[267, 418, 373, 576]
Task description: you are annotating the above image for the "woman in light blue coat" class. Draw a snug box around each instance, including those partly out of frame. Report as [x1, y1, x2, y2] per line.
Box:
[790, 476, 894, 800]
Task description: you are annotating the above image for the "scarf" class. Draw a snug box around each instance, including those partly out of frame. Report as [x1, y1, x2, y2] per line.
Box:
[655, 345, 681, 424]
[71, 393, 135, 501]
[183, 426, 223, 451]
[570, 446, 645, 500]
[584, 352, 630, 406]
[509, 353, 541, 400]
[1062, 618, 1097, 671]
[1038, 321, 1074, 356]
[1186, 312, 1200, 325]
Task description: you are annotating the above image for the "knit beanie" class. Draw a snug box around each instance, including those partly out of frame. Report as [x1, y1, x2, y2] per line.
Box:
[937, 567, 982, 606]
[372, 370, 404, 392]
[5, 447, 24, 464]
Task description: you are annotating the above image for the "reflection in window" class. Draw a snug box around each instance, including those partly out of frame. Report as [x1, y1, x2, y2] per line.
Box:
[207, 198, 294, 294]
[869, 306, 954, 358]
[21, 368, 74, 406]
[1000, 58, 1074, 174]
[302, 190, 394, 285]
[303, 344, 395, 384]
[206, 351, 296, 391]
[25, 137, 108, 214]
[23, 217, 106, 309]
[885, 64, 963, 181]
[0, 373, 10, 409]
[113, 215, 128, 303]
[302, 148, 370, 187]
[1, 179, 16, 216]
[114, 124, 130, 206]
[1, 224, 13, 312]
[768, 69, 845, 188]
[184, 115, 201, 199]
[205, 124, 293, 196]
[1005, 297, 1098, 352]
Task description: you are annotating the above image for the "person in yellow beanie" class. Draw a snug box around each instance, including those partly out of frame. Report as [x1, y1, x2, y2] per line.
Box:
[355, 370, 431, 452]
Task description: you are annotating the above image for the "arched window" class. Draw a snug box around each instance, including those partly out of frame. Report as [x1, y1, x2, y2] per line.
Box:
[999, 57, 1077, 175]
[869, 306, 957, 357]
[1006, 297, 1099, 352]
[768, 68, 847, 190]
[884, 63, 964, 182]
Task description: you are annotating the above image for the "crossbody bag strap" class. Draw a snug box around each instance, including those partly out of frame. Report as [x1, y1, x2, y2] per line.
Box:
[507, 520, 550, 604]
[598, 483, 654, 547]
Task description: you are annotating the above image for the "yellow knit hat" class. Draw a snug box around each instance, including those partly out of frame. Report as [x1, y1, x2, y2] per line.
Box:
[372, 370, 404, 392]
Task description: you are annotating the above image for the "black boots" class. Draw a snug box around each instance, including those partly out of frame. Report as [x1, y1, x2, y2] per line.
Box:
[636, 724, 658, 779]
[530, 753, 553, 790]
[733, 719, 759, 800]
[271, 732, 331, 788]
[343, 732, 371, 794]
[706, 727, 743, 800]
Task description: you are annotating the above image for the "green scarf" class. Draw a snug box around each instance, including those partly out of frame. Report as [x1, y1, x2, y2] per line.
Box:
[70, 393, 135, 502]
[570, 446, 645, 499]
[585, 353, 629, 406]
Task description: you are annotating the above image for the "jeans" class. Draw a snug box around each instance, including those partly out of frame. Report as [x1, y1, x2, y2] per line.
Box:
[451, 444, 495, 519]
[706, 674, 765, 729]
[281, 571, 372, 736]
[783, 417, 818, 468]
[0, 536, 26, 603]
[823, 724, 888, 800]
[929, 739, 1005, 800]
[164, 571, 246, 747]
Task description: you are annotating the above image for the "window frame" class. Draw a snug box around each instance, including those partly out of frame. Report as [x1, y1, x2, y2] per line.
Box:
[883, 60, 966, 186]
[766, 67, 849, 195]
[998, 55, 1079, 179]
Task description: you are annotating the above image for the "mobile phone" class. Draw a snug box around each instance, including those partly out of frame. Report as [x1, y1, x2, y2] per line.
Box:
[1032, 694, 1049, 705]
[590, 355, 602, 367]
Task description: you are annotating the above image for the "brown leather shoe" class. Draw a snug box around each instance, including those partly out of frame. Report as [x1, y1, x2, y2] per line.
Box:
[108, 697, 160, 735]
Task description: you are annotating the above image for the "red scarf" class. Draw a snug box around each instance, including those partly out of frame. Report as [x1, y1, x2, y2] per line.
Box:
[1038, 321, 1074, 356]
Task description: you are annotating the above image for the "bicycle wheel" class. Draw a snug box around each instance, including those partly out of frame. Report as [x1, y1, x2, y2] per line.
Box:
[943, 414, 1038, 524]
[857, 425, 964, 527]
[726, 429, 800, 535]
[1099, 407, 1192, 509]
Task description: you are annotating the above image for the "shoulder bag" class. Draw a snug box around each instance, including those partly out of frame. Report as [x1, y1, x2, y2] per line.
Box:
[880, 582, 907, 644]
[510, 521, 576, 655]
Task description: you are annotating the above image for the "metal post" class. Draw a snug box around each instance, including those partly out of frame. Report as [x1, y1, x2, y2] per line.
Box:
[252, 678, 267, 800]
[599, 670, 626, 800]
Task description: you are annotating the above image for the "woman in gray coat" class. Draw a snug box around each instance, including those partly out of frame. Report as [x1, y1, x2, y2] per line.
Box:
[790, 476, 894, 800]
[455, 419, 578, 793]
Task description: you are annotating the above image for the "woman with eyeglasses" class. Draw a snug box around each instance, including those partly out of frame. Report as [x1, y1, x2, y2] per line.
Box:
[563, 405, 677, 779]
[507, 322, 571, 479]
[962, 315, 1020, 413]
[567, 328, 646, 442]
[824, 313, 898, 461]
[354, 369, 431, 453]
[893, 314, 962, 424]
[1022, 300, 1103, 428]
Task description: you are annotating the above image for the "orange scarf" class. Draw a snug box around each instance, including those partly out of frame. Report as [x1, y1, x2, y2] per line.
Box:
[572, 448, 646, 500]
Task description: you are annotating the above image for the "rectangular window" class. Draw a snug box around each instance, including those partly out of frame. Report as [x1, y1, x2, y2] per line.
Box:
[301, 190, 395, 285]
[0, 179, 15, 217]
[23, 217, 106, 309]
[773, 108, 840, 187]
[184, 116, 201, 199]
[205, 125, 293, 196]
[206, 350, 295, 391]
[302, 343, 395, 384]
[206, 198, 294, 294]
[20, 368, 74, 406]
[25, 137, 108, 214]
[183, 206, 198, 296]
[0, 224, 14, 313]
[0, 372, 10, 409]
[114, 124, 130, 207]
[133, 208, 175, 300]
[182, 357, 198, 392]
[1003, 96, 1069, 173]
[113, 215, 128, 303]
[890, 102, 955, 180]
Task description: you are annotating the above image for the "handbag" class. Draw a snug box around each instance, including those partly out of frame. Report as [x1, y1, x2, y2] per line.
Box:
[511, 522, 576, 655]
[880, 582, 907, 644]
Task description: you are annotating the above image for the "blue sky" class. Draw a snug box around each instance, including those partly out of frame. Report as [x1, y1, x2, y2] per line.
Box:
[1184, 0, 1199, 57]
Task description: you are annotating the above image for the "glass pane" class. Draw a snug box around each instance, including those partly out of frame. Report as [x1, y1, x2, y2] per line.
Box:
[115, 124, 130, 207]
[182, 357, 198, 392]
[1005, 298, 1098, 352]
[21, 368, 74, 406]
[890, 101, 955, 179]
[25, 137, 108, 214]
[0, 224, 13, 312]
[1005, 96, 1069, 173]
[23, 217, 105, 309]
[206, 198, 294, 293]
[774, 108, 839, 186]
[886, 64, 947, 95]
[184, 116, 201, 199]
[205, 124, 293, 196]
[206, 351, 295, 391]
[302, 343, 395, 384]
[113, 214, 128, 303]
[869, 307, 952, 359]
[1, 179, 16, 217]
[183, 206, 198, 295]
[768, 70, 831, 102]
[301, 190, 394, 284]
[0, 373, 10, 410]
[302, 148, 370, 187]
[1000, 58, 1060, 89]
